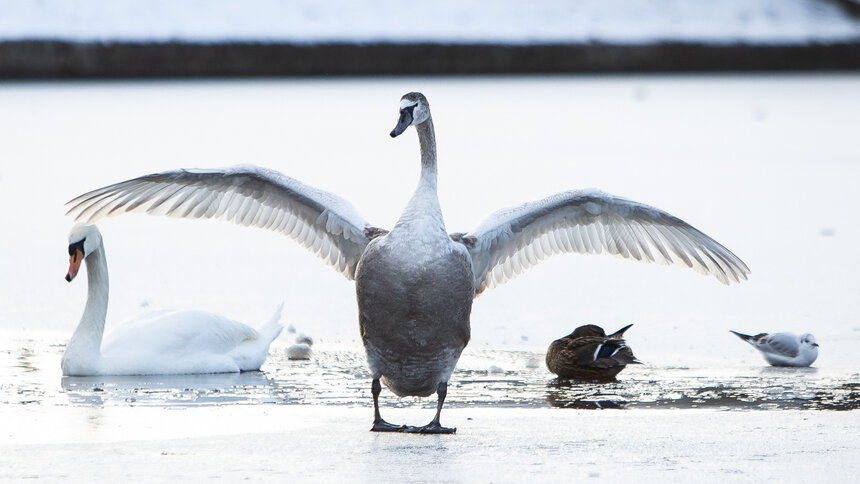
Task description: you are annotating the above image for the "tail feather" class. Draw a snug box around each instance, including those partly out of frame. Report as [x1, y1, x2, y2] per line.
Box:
[609, 323, 634, 339]
[257, 302, 285, 344]
[729, 330, 754, 344]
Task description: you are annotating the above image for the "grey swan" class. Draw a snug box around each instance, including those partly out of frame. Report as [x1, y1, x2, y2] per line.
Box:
[66, 92, 749, 433]
[546, 324, 639, 381]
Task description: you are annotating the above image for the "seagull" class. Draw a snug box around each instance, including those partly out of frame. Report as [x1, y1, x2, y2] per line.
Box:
[66, 92, 749, 433]
[546, 324, 640, 380]
[287, 333, 314, 360]
[730, 330, 819, 367]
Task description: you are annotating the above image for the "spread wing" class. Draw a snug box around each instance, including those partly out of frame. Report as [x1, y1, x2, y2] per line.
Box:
[65, 165, 379, 279]
[758, 333, 800, 358]
[459, 189, 750, 295]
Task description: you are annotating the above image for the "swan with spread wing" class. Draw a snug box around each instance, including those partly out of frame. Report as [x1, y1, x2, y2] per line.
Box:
[67, 92, 749, 433]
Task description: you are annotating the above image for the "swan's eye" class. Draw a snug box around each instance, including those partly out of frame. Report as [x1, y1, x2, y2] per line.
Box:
[401, 104, 416, 116]
[68, 239, 85, 258]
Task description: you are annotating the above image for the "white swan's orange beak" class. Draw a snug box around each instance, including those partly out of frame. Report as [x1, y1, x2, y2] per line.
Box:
[66, 249, 83, 282]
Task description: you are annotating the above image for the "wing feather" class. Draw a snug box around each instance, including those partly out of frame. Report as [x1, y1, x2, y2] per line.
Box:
[66, 165, 378, 279]
[760, 333, 800, 358]
[461, 189, 749, 294]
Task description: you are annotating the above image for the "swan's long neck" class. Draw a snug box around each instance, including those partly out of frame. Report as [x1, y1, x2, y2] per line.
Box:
[417, 117, 438, 190]
[62, 244, 108, 374]
[394, 117, 446, 236]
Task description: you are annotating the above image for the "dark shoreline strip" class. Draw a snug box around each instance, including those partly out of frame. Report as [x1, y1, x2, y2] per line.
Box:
[1, 40, 859, 79]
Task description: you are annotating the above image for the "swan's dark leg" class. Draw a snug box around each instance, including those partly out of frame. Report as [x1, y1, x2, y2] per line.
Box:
[413, 381, 456, 434]
[370, 378, 407, 432]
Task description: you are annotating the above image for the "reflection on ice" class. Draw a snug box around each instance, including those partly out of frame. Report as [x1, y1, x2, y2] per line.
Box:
[3, 338, 858, 411]
[546, 380, 625, 409]
[61, 371, 277, 406]
[15, 346, 39, 374]
[759, 366, 818, 376]
[544, 369, 860, 411]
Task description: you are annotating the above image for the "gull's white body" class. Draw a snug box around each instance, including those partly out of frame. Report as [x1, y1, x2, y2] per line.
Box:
[63, 224, 284, 377]
[286, 333, 314, 360]
[730, 330, 819, 367]
[66, 92, 749, 428]
[286, 343, 312, 360]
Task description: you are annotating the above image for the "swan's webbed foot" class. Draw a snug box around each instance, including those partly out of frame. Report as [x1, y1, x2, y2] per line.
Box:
[372, 421, 455, 434]
[371, 419, 409, 432]
[409, 381, 455, 434]
[369, 378, 456, 434]
[411, 420, 456, 434]
[370, 378, 411, 432]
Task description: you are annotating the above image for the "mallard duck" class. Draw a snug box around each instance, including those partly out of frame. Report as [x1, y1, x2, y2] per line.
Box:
[546, 324, 639, 380]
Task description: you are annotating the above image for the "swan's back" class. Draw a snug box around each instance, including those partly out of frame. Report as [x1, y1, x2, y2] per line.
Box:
[103, 310, 257, 354]
[99, 307, 283, 375]
[356, 233, 474, 397]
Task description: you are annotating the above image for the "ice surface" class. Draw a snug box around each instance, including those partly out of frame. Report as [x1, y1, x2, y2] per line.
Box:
[3, 335, 856, 411]
[0, 75, 858, 480]
[1, 405, 859, 481]
[2, 334, 859, 480]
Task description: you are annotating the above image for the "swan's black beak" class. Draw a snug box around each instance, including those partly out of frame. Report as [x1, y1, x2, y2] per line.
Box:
[66, 248, 83, 282]
[390, 107, 414, 138]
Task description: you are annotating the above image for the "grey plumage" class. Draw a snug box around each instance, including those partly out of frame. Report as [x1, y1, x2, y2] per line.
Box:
[66, 165, 374, 279]
[356, 236, 473, 397]
[463, 191, 750, 295]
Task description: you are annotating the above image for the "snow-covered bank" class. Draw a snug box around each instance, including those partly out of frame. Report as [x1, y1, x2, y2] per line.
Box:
[1, 0, 859, 45]
[1, 0, 858, 77]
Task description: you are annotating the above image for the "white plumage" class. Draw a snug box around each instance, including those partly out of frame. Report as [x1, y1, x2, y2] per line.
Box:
[62, 223, 284, 376]
[730, 330, 819, 367]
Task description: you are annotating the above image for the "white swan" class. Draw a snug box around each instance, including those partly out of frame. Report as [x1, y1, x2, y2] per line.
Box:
[62, 223, 284, 376]
[66, 92, 749, 431]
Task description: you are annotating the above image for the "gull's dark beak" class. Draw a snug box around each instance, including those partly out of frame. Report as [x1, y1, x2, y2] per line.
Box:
[390, 108, 413, 138]
[811, 343, 819, 347]
[66, 249, 83, 282]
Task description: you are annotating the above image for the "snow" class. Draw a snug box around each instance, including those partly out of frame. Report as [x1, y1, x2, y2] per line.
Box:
[0, 0, 858, 45]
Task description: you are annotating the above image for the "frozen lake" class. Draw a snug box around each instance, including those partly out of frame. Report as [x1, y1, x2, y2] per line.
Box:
[0, 75, 858, 480]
